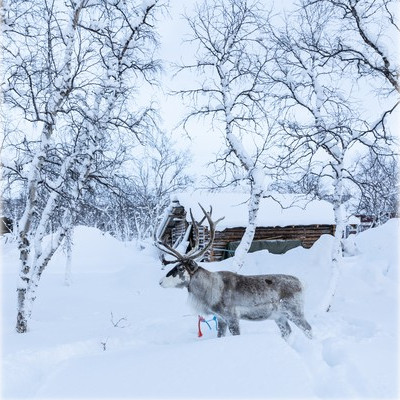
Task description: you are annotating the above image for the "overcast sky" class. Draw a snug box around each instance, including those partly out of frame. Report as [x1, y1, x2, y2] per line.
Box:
[155, 1, 218, 179]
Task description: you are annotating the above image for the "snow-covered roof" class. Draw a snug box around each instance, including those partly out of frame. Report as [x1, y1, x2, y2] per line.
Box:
[172, 191, 337, 229]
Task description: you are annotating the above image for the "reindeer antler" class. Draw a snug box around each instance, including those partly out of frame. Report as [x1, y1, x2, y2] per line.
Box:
[185, 204, 224, 260]
[156, 204, 224, 262]
[155, 240, 184, 261]
[160, 254, 180, 266]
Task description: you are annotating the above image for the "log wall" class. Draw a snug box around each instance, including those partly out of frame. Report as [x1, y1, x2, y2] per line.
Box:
[159, 203, 335, 262]
[208, 225, 335, 261]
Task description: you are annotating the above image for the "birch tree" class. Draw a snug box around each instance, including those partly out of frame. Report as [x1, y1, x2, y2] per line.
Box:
[307, 0, 399, 95]
[268, 0, 397, 312]
[130, 131, 193, 242]
[353, 149, 399, 224]
[176, 0, 275, 270]
[1, 0, 162, 333]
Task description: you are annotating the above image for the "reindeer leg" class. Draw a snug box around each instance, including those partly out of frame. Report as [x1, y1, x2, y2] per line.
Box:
[290, 316, 313, 339]
[217, 317, 227, 337]
[284, 309, 313, 339]
[275, 317, 292, 340]
[228, 318, 240, 336]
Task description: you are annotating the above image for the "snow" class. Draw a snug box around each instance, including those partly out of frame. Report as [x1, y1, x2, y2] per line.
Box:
[1, 220, 399, 398]
[174, 191, 337, 229]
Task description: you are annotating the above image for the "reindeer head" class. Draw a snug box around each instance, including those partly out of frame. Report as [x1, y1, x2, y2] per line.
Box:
[157, 204, 224, 289]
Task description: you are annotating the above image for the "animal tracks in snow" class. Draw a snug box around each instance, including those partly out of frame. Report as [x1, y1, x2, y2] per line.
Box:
[289, 312, 384, 398]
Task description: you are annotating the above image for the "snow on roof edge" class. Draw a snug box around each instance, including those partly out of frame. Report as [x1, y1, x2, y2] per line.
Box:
[170, 190, 337, 229]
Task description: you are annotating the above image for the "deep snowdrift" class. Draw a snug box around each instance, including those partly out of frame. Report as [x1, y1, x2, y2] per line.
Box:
[1, 221, 399, 398]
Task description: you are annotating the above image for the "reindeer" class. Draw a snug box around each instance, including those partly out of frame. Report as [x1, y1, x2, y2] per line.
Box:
[157, 205, 312, 340]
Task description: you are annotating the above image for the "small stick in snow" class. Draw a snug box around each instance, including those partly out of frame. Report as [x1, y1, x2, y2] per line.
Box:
[110, 312, 128, 328]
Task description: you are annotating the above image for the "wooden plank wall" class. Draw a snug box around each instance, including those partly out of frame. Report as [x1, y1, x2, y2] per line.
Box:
[208, 225, 335, 261]
[160, 202, 335, 262]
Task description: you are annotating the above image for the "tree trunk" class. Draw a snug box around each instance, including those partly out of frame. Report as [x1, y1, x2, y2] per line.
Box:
[16, 226, 67, 332]
[233, 186, 263, 271]
[319, 168, 345, 313]
[16, 270, 44, 332]
[64, 228, 73, 286]
[16, 288, 29, 333]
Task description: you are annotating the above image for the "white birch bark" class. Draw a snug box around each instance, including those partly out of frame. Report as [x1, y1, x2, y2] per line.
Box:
[15, 1, 86, 333]
[233, 186, 263, 271]
[319, 162, 346, 313]
[64, 227, 73, 286]
[219, 63, 267, 271]
[309, 63, 347, 313]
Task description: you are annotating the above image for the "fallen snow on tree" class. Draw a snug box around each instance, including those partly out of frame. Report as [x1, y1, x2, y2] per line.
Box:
[1, 220, 398, 398]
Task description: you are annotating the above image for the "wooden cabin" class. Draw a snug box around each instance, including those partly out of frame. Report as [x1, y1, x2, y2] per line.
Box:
[157, 192, 341, 262]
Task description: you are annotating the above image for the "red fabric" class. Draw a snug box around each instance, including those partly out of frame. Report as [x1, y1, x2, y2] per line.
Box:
[198, 315, 204, 337]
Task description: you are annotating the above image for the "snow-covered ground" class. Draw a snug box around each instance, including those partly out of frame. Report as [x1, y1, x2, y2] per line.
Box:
[1, 220, 399, 399]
